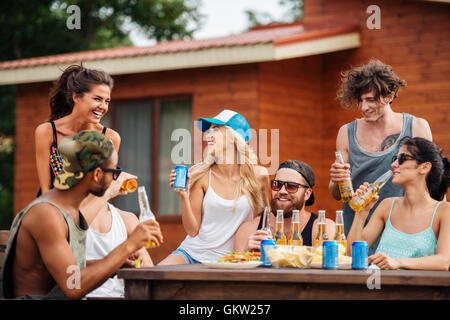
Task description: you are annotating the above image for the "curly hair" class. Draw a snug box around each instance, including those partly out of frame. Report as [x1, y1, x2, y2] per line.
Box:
[337, 59, 406, 109]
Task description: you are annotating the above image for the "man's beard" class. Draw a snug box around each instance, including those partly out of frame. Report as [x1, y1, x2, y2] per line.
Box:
[270, 194, 305, 218]
[89, 176, 109, 197]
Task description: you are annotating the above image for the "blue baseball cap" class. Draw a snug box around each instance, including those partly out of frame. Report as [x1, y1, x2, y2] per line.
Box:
[197, 109, 251, 142]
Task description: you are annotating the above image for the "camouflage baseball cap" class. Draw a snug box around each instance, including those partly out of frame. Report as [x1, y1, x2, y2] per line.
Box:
[54, 130, 115, 190]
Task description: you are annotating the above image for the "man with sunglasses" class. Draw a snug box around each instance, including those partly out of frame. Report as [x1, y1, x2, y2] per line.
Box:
[0, 131, 162, 299]
[85, 167, 153, 298]
[234, 160, 335, 252]
[329, 59, 432, 254]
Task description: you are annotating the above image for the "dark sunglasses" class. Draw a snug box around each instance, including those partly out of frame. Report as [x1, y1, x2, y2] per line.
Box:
[391, 153, 417, 165]
[271, 179, 309, 193]
[100, 166, 122, 180]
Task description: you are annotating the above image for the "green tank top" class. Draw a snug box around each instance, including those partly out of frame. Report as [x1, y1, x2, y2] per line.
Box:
[0, 197, 88, 299]
[375, 197, 440, 259]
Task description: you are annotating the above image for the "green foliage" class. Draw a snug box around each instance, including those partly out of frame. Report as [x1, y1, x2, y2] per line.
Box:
[245, 0, 303, 28]
[0, 0, 203, 61]
[0, 0, 203, 228]
[0, 146, 14, 229]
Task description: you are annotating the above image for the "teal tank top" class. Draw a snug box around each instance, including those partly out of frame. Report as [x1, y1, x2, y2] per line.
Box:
[375, 198, 440, 258]
[343, 113, 414, 254]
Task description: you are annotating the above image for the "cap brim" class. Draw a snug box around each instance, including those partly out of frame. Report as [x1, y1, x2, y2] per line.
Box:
[305, 191, 314, 206]
[196, 118, 227, 132]
[53, 169, 84, 190]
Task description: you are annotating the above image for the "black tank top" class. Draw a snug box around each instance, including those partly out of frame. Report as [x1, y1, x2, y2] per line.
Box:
[36, 122, 107, 197]
[257, 211, 318, 246]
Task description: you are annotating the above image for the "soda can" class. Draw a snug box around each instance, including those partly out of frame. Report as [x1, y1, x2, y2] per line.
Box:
[173, 165, 188, 190]
[352, 241, 368, 269]
[322, 241, 339, 269]
[260, 239, 276, 267]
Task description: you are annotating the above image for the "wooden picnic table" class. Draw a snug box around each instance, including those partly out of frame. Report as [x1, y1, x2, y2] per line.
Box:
[117, 264, 450, 300]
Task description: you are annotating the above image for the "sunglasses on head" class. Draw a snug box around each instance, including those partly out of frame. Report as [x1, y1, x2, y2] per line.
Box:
[271, 179, 309, 193]
[391, 153, 417, 165]
[100, 165, 122, 180]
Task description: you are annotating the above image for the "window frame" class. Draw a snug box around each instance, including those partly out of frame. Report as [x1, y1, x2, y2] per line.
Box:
[110, 94, 192, 222]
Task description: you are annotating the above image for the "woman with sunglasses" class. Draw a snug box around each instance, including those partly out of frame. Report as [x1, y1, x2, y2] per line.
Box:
[159, 110, 269, 265]
[347, 137, 450, 270]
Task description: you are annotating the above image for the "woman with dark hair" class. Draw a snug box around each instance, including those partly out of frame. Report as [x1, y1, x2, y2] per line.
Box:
[35, 65, 121, 195]
[347, 137, 450, 270]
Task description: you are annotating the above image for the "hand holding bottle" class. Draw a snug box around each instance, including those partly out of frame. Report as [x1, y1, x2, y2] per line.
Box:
[247, 229, 272, 251]
[352, 182, 380, 214]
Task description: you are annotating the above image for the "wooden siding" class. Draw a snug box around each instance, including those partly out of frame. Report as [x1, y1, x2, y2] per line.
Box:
[304, 0, 450, 202]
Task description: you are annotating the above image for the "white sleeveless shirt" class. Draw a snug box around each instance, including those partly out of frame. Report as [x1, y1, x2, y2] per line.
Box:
[179, 169, 253, 262]
[85, 203, 127, 298]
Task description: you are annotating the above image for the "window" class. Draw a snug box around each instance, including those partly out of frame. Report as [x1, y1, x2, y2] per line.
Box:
[110, 97, 192, 218]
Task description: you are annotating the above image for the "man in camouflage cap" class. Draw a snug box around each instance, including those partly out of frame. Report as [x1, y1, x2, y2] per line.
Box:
[0, 131, 163, 299]
[54, 130, 116, 191]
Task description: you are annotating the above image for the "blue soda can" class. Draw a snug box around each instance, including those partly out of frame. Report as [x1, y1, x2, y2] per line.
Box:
[352, 241, 368, 269]
[322, 241, 339, 269]
[173, 165, 188, 190]
[260, 239, 276, 267]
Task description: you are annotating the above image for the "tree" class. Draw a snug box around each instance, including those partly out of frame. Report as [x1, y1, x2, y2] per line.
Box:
[245, 0, 303, 28]
[0, 0, 203, 228]
[0, 0, 203, 62]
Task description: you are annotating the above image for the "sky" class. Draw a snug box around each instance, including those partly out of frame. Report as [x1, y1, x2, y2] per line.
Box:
[129, 0, 286, 46]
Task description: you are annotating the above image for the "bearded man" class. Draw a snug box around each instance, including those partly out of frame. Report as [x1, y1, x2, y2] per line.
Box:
[234, 160, 335, 251]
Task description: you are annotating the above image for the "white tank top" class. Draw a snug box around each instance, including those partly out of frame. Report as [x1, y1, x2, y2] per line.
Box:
[179, 169, 253, 262]
[85, 203, 127, 298]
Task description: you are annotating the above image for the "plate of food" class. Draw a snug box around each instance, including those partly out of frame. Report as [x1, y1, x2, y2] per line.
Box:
[202, 251, 262, 269]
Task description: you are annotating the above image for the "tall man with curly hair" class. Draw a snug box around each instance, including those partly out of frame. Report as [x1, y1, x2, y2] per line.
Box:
[329, 59, 432, 254]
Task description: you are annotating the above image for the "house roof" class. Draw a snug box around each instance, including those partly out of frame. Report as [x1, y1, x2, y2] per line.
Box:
[0, 20, 360, 85]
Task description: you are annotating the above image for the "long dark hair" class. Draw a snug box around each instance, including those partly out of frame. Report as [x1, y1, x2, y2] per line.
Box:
[399, 137, 450, 201]
[49, 65, 114, 121]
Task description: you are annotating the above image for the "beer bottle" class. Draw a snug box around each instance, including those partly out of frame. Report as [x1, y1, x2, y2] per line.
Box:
[335, 151, 353, 202]
[288, 210, 303, 246]
[261, 206, 273, 238]
[275, 210, 287, 245]
[349, 170, 393, 213]
[121, 178, 138, 193]
[333, 210, 347, 249]
[313, 210, 328, 247]
[138, 186, 157, 249]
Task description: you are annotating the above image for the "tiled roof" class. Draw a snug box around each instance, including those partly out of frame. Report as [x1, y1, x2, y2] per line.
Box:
[0, 21, 359, 70]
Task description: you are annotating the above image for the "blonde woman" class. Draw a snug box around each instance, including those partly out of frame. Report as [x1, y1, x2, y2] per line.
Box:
[159, 110, 270, 265]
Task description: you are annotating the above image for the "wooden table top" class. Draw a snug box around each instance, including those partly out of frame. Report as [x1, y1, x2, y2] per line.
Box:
[117, 264, 450, 287]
